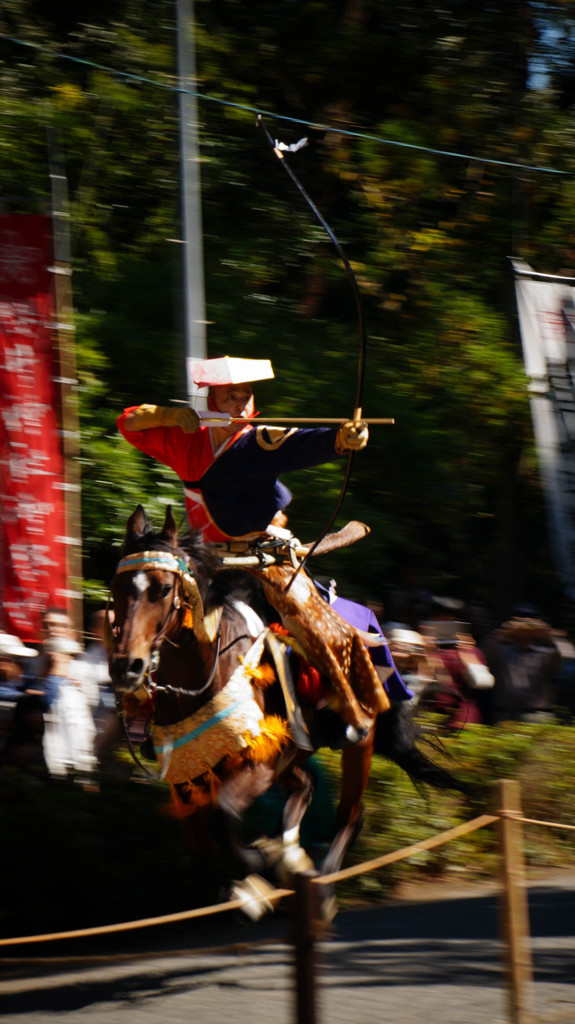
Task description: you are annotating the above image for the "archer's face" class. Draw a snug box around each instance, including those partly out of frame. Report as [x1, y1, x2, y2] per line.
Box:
[210, 384, 255, 433]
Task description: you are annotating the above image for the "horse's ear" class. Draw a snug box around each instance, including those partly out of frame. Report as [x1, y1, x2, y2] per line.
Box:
[126, 504, 150, 541]
[161, 505, 178, 546]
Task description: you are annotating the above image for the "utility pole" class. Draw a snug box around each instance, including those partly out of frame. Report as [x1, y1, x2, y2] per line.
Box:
[176, 0, 207, 407]
[47, 127, 83, 638]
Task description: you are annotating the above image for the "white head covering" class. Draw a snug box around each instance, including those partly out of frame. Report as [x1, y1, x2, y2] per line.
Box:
[188, 356, 274, 389]
[0, 633, 38, 658]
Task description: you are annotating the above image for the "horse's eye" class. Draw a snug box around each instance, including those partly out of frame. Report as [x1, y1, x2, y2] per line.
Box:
[148, 580, 172, 602]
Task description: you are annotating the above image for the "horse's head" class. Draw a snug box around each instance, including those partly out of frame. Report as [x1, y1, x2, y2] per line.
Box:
[109, 504, 206, 693]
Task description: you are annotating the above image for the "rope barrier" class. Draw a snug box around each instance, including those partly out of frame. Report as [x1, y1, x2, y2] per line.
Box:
[517, 815, 575, 832]
[500, 809, 575, 830]
[0, 32, 570, 177]
[0, 887, 293, 947]
[0, 814, 497, 946]
[1, 807, 572, 947]
[315, 813, 499, 886]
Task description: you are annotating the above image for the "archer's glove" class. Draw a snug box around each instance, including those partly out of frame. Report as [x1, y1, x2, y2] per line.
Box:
[335, 419, 369, 453]
[126, 404, 200, 433]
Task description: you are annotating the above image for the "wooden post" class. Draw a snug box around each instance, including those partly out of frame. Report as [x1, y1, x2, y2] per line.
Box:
[293, 870, 321, 1024]
[496, 779, 535, 1024]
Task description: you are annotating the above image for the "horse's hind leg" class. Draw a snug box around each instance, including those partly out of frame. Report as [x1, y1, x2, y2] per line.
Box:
[320, 727, 374, 920]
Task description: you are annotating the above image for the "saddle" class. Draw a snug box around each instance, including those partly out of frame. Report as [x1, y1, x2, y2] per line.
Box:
[210, 520, 390, 738]
[211, 520, 371, 568]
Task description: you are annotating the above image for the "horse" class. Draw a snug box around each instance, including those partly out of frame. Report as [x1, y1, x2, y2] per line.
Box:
[108, 504, 470, 917]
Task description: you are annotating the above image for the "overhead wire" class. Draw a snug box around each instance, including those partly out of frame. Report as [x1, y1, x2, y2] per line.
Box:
[0, 31, 571, 178]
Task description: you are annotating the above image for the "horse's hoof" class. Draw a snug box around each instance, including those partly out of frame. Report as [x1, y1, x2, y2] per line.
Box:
[229, 874, 277, 921]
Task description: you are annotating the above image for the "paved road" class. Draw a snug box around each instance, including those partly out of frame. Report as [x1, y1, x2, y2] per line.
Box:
[1, 873, 574, 1024]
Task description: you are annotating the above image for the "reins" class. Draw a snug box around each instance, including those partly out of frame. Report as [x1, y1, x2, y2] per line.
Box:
[110, 547, 233, 775]
[151, 627, 222, 698]
[115, 693, 157, 779]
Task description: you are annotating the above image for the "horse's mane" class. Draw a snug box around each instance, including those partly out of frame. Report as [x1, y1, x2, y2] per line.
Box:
[179, 530, 221, 574]
[179, 532, 271, 618]
[120, 522, 265, 613]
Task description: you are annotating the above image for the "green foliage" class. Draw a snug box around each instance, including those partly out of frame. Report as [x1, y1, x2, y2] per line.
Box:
[317, 722, 575, 904]
[75, 311, 182, 597]
[3, 1, 575, 617]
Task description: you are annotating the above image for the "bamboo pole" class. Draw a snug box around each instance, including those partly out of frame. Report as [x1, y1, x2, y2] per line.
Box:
[496, 779, 535, 1024]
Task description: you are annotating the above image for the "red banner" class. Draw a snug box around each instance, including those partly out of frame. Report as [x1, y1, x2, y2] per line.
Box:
[0, 215, 70, 643]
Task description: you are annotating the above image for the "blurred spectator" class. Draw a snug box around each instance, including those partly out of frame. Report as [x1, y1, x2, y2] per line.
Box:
[75, 608, 122, 769]
[384, 625, 435, 701]
[0, 632, 36, 698]
[74, 609, 113, 712]
[418, 612, 495, 727]
[465, 601, 497, 647]
[483, 616, 563, 723]
[41, 637, 98, 780]
[552, 630, 575, 717]
[24, 606, 82, 708]
[0, 633, 38, 768]
[12, 607, 97, 779]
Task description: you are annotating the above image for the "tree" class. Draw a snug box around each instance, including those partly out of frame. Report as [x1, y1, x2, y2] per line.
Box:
[2, 0, 575, 619]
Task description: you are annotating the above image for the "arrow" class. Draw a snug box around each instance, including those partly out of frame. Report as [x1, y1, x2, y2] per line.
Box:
[197, 416, 395, 425]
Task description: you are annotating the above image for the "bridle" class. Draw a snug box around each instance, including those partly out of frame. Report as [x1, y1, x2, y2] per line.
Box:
[112, 548, 189, 654]
[109, 547, 222, 698]
[111, 546, 213, 638]
[108, 546, 223, 778]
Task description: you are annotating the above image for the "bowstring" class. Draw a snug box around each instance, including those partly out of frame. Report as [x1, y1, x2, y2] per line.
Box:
[256, 115, 367, 592]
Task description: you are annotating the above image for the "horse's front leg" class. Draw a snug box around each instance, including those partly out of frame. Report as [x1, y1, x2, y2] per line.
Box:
[251, 761, 316, 885]
[209, 761, 285, 920]
[211, 761, 275, 877]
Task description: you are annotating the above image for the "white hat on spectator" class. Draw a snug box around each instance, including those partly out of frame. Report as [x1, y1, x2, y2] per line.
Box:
[385, 626, 425, 651]
[0, 633, 38, 658]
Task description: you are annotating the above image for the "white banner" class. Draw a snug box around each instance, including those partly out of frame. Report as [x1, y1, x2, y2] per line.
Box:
[513, 258, 575, 599]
